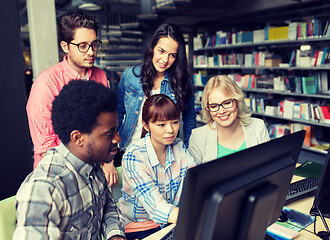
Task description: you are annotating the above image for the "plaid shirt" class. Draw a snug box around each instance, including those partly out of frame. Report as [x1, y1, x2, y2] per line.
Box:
[13, 143, 125, 240]
[119, 134, 197, 226]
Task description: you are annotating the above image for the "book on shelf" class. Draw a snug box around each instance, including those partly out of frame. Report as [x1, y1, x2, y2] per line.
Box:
[193, 36, 203, 50]
[295, 77, 303, 93]
[269, 124, 291, 138]
[265, 105, 277, 116]
[315, 71, 329, 93]
[318, 105, 330, 124]
[289, 50, 296, 66]
[215, 31, 227, 45]
[194, 90, 203, 103]
[311, 50, 319, 67]
[193, 70, 207, 86]
[316, 50, 324, 66]
[244, 53, 253, 67]
[301, 76, 316, 94]
[288, 22, 298, 40]
[241, 31, 253, 43]
[265, 54, 282, 67]
[273, 77, 285, 91]
[232, 74, 259, 89]
[253, 29, 265, 43]
[297, 49, 313, 67]
[290, 123, 312, 147]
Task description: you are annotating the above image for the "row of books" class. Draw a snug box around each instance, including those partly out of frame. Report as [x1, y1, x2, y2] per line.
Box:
[194, 52, 269, 68]
[268, 123, 316, 147]
[195, 19, 330, 49]
[193, 70, 208, 86]
[245, 96, 330, 124]
[290, 48, 330, 67]
[193, 48, 330, 68]
[230, 73, 329, 94]
[279, 100, 330, 124]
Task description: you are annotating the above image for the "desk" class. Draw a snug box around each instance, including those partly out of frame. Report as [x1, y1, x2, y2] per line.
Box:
[144, 175, 330, 240]
[285, 175, 329, 240]
[143, 224, 176, 240]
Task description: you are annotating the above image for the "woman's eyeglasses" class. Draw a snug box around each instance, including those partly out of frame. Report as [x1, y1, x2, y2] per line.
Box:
[207, 99, 235, 112]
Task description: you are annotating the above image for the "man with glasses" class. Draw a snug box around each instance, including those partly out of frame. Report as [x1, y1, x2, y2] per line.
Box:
[26, 11, 119, 186]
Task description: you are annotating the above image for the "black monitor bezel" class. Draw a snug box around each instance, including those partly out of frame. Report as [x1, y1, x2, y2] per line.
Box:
[310, 147, 330, 217]
[174, 130, 305, 240]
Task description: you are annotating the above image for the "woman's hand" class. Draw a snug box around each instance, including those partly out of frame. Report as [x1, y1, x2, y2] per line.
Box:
[102, 161, 118, 187]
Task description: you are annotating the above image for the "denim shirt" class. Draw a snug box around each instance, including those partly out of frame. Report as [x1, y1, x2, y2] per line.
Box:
[117, 65, 196, 149]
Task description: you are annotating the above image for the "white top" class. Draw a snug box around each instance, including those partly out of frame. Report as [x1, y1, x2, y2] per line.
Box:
[188, 118, 271, 164]
[125, 88, 160, 150]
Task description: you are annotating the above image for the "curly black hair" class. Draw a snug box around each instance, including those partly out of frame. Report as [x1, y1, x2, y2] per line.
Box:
[134, 23, 192, 111]
[51, 80, 117, 145]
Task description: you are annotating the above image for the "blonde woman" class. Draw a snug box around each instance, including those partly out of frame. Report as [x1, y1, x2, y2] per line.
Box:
[188, 75, 270, 164]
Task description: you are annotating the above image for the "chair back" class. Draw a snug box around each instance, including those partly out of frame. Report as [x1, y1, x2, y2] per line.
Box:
[0, 196, 16, 240]
[111, 166, 123, 201]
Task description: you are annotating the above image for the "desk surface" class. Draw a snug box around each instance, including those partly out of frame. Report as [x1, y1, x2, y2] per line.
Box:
[284, 176, 326, 240]
[144, 175, 329, 240]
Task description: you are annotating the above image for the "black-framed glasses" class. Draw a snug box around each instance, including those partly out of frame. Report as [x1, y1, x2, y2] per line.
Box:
[207, 99, 235, 112]
[69, 39, 102, 53]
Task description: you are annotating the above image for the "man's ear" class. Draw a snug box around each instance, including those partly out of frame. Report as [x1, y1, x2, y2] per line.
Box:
[70, 130, 84, 146]
[60, 41, 69, 54]
[142, 120, 149, 132]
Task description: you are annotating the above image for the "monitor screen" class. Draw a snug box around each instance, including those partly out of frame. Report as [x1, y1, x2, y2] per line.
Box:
[174, 130, 305, 240]
[310, 147, 330, 218]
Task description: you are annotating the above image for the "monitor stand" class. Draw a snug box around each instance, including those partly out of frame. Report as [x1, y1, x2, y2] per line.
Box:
[310, 195, 330, 218]
[237, 184, 279, 240]
[311, 206, 330, 240]
[200, 183, 279, 240]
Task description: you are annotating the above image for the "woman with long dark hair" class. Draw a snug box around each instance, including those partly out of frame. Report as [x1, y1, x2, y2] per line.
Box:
[117, 23, 196, 155]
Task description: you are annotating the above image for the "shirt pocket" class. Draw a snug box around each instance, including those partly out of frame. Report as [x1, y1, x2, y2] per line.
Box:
[65, 205, 97, 238]
[124, 85, 140, 108]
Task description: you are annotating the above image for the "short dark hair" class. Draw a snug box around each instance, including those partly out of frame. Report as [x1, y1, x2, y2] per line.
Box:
[142, 94, 180, 124]
[51, 80, 117, 145]
[58, 11, 98, 43]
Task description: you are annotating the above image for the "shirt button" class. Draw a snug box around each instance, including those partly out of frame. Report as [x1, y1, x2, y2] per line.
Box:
[139, 97, 142, 100]
[135, 111, 138, 114]
[132, 125, 134, 128]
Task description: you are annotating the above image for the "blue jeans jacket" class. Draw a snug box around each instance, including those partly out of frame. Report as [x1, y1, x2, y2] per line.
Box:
[117, 65, 196, 149]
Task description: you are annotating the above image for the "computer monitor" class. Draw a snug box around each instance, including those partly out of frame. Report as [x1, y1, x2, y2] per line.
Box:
[310, 147, 330, 218]
[174, 130, 306, 240]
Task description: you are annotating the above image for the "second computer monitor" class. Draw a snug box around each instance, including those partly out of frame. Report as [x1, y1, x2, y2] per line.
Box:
[175, 130, 305, 240]
[310, 147, 330, 218]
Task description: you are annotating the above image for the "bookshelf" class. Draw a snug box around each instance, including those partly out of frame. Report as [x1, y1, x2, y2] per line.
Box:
[192, 17, 330, 158]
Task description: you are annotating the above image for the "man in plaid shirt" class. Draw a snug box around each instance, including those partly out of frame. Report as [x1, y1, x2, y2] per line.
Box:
[13, 80, 126, 240]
